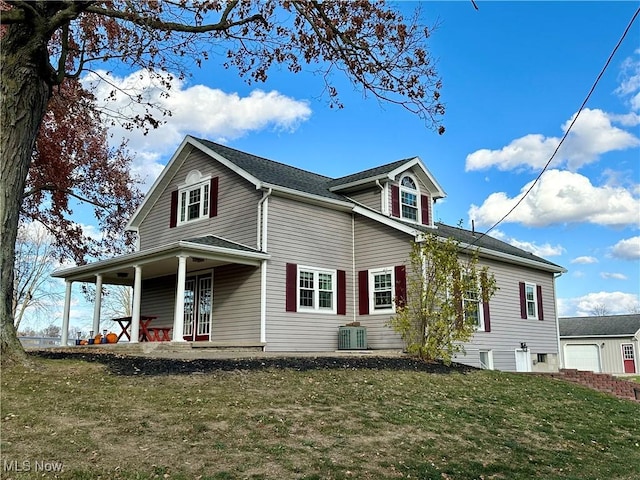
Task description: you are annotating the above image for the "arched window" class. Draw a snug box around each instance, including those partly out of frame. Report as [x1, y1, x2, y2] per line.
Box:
[178, 170, 211, 224]
[399, 175, 418, 221]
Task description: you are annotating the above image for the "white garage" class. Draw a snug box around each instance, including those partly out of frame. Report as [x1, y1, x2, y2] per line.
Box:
[564, 344, 601, 372]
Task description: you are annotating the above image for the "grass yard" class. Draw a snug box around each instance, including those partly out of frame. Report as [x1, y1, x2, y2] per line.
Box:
[1, 355, 639, 480]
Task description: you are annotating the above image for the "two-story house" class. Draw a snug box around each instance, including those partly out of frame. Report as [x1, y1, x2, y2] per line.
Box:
[54, 135, 566, 372]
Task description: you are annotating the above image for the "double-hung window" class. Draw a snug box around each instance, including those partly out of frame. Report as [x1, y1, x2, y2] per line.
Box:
[368, 268, 395, 314]
[298, 266, 336, 313]
[525, 283, 537, 319]
[463, 276, 484, 330]
[179, 181, 210, 224]
[400, 176, 418, 221]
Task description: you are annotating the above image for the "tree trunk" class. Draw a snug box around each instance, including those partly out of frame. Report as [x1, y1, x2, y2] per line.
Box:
[1, 25, 53, 365]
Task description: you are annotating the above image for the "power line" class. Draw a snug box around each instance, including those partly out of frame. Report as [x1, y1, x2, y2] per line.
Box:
[466, 6, 640, 250]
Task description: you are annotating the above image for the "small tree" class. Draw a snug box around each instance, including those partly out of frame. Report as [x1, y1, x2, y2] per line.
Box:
[388, 234, 497, 364]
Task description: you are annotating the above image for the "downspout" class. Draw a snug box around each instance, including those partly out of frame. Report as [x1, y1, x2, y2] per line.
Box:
[352, 213, 357, 322]
[375, 180, 386, 215]
[257, 188, 272, 251]
[553, 271, 564, 370]
[257, 188, 272, 345]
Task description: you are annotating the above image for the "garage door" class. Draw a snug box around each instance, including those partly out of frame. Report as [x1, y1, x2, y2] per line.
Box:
[565, 344, 601, 372]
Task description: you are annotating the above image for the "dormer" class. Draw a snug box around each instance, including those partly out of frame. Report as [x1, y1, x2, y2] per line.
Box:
[328, 156, 446, 228]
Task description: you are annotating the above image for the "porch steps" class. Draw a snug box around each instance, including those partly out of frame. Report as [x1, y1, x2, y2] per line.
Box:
[538, 369, 639, 402]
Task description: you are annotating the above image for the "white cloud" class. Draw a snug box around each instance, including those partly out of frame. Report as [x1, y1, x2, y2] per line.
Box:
[488, 229, 564, 257]
[610, 236, 640, 260]
[571, 256, 598, 264]
[82, 69, 312, 190]
[615, 49, 640, 111]
[469, 169, 640, 228]
[600, 272, 628, 280]
[465, 108, 639, 172]
[559, 291, 640, 317]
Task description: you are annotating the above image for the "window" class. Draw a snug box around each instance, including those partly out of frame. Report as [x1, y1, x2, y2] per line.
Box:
[400, 176, 418, 221]
[297, 266, 336, 313]
[463, 276, 484, 331]
[479, 350, 494, 370]
[519, 282, 544, 320]
[179, 181, 210, 223]
[368, 268, 395, 314]
[536, 353, 547, 363]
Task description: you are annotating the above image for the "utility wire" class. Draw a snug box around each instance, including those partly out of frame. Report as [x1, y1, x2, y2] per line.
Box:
[466, 6, 640, 250]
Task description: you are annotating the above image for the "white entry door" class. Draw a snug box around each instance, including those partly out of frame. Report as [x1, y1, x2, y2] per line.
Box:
[182, 273, 213, 341]
[515, 349, 532, 372]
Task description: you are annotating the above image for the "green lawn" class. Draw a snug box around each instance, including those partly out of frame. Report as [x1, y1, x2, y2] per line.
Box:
[1, 356, 639, 480]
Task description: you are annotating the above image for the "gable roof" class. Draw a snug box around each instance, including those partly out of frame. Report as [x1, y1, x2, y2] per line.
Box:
[559, 314, 640, 337]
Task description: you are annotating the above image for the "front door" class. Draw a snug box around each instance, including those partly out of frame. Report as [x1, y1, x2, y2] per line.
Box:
[183, 273, 213, 341]
[622, 344, 636, 374]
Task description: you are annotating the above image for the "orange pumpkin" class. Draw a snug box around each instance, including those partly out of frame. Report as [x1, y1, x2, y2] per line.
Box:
[80, 340, 88, 345]
[106, 332, 118, 344]
[94, 334, 102, 344]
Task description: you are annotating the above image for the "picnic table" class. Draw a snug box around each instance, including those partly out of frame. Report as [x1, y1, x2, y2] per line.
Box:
[113, 316, 171, 342]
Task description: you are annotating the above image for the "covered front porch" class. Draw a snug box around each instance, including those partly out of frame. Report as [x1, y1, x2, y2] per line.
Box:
[52, 236, 270, 346]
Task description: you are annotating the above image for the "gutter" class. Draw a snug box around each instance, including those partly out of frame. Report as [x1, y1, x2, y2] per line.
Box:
[257, 188, 272, 251]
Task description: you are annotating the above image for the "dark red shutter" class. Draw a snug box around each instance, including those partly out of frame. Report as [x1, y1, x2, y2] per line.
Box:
[337, 270, 346, 315]
[536, 285, 544, 321]
[394, 265, 406, 308]
[420, 194, 430, 225]
[169, 190, 178, 228]
[519, 282, 527, 319]
[481, 272, 491, 332]
[391, 185, 400, 217]
[209, 177, 219, 218]
[358, 270, 369, 315]
[285, 263, 297, 312]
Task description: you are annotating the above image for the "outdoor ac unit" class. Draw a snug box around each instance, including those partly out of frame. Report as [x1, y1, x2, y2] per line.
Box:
[338, 326, 367, 350]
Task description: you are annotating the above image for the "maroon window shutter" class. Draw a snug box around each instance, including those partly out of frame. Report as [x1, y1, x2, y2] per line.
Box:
[391, 185, 400, 217]
[420, 194, 430, 225]
[358, 270, 369, 315]
[285, 263, 297, 312]
[481, 272, 491, 332]
[337, 270, 346, 315]
[536, 285, 544, 321]
[169, 190, 178, 228]
[394, 265, 407, 308]
[209, 177, 219, 218]
[519, 282, 527, 319]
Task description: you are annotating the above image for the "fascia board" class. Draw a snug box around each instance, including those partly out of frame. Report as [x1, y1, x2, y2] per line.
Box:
[264, 183, 354, 210]
[352, 205, 419, 236]
[190, 136, 263, 189]
[561, 334, 635, 339]
[52, 241, 270, 281]
[388, 157, 447, 199]
[125, 137, 195, 230]
[328, 173, 391, 192]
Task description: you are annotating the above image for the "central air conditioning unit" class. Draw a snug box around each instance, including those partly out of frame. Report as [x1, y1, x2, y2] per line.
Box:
[338, 326, 367, 350]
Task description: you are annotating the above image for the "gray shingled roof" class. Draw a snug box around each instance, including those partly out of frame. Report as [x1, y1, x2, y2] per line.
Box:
[183, 235, 262, 253]
[192, 137, 563, 271]
[559, 314, 640, 337]
[195, 138, 346, 201]
[327, 158, 412, 188]
[430, 223, 563, 269]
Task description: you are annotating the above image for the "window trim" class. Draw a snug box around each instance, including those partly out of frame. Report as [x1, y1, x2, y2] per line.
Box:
[479, 350, 494, 370]
[177, 179, 211, 225]
[524, 282, 538, 319]
[399, 174, 420, 223]
[368, 267, 396, 315]
[463, 277, 485, 331]
[297, 265, 337, 314]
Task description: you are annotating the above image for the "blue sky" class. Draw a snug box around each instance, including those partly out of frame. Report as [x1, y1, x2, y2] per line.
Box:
[51, 1, 639, 328]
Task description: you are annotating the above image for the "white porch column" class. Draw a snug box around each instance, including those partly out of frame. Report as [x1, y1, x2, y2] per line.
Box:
[130, 265, 142, 343]
[172, 255, 188, 342]
[92, 274, 103, 335]
[61, 280, 72, 346]
[260, 259, 267, 343]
